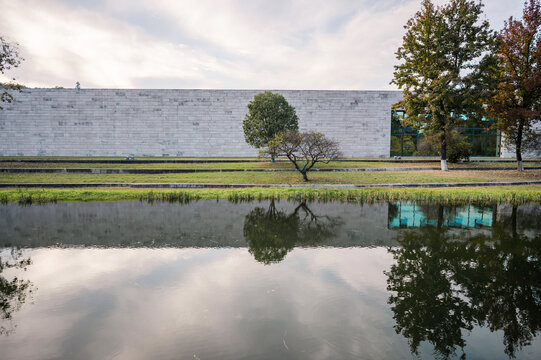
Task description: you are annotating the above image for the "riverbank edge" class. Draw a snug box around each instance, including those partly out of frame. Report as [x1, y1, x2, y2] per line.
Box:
[1, 185, 540, 205]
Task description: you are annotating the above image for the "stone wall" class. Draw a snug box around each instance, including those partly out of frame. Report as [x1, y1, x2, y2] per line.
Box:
[0, 88, 402, 157]
[500, 122, 541, 158]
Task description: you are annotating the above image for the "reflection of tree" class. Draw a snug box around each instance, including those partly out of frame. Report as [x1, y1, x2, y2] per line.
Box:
[0, 248, 34, 335]
[386, 220, 541, 359]
[243, 200, 341, 264]
[386, 228, 473, 359]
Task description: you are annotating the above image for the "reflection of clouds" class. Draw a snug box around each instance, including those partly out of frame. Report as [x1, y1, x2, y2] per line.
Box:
[1, 247, 411, 360]
[291, 247, 393, 293]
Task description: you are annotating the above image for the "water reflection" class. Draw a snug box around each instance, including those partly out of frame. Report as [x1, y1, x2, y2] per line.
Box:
[0, 248, 34, 336]
[243, 200, 342, 264]
[0, 200, 539, 359]
[386, 211, 541, 359]
[388, 202, 495, 229]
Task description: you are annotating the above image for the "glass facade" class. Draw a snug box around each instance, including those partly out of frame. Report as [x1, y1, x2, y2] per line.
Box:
[390, 111, 501, 157]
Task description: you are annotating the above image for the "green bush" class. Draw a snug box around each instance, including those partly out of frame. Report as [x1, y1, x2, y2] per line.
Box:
[414, 131, 471, 163]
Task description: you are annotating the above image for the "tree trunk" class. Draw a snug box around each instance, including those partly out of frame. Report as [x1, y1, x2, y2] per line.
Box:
[516, 121, 524, 171]
[437, 204, 444, 230]
[302, 172, 308, 181]
[440, 132, 448, 171]
[511, 205, 517, 237]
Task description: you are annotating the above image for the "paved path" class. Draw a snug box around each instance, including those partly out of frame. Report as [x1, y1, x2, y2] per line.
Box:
[1, 181, 541, 189]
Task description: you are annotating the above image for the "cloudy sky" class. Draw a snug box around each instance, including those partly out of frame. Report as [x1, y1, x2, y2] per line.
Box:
[0, 0, 525, 90]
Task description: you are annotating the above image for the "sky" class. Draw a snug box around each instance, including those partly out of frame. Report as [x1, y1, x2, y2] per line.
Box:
[0, 0, 526, 90]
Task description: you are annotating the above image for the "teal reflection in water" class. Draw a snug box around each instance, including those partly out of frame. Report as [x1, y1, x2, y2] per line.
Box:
[388, 202, 494, 229]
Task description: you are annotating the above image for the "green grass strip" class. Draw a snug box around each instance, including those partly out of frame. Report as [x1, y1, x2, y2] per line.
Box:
[1, 186, 540, 206]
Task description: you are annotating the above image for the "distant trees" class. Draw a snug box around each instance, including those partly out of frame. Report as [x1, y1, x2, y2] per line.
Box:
[484, 0, 541, 171]
[0, 36, 23, 110]
[243, 91, 299, 160]
[267, 130, 341, 181]
[392, 0, 496, 170]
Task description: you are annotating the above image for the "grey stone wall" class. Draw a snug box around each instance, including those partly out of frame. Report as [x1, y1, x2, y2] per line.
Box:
[0, 88, 402, 157]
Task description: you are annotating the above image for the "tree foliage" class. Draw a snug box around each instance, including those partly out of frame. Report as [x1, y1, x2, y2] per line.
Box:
[484, 0, 541, 170]
[0, 36, 23, 110]
[392, 0, 496, 169]
[242, 91, 299, 151]
[267, 130, 341, 181]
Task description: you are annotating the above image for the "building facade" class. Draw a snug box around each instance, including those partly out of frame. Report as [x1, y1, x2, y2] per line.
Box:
[0, 88, 402, 158]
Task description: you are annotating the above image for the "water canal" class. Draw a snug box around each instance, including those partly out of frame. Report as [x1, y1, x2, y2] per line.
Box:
[1, 200, 540, 359]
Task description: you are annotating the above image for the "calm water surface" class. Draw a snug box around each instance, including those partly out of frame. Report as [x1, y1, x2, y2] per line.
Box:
[0, 200, 540, 360]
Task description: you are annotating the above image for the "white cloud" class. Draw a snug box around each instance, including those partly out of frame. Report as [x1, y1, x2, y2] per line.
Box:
[0, 0, 526, 89]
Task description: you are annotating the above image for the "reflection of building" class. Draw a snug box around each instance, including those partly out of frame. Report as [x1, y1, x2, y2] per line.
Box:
[388, 202, 494, 229]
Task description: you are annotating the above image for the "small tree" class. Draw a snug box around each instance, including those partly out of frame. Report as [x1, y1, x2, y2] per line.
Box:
[0, 36, 23, 110]
[392, 0, 496, 170]
[484, 0, 541, 171]
[268, 130, 341, 181]
[243, 91, 299, 161]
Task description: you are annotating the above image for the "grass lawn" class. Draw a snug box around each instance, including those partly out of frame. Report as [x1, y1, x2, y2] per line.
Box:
[1, 156, 540, 161]
[1, 169, 540, 184]
[1, 161, 540, 170]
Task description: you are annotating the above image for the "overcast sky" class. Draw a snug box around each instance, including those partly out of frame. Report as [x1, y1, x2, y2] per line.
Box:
[0, 0, 525, 90]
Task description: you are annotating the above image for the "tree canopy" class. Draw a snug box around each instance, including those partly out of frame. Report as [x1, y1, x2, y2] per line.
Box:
[0, 36, 23, 110]
[484, 0, 541, 170]
[392, 0, 496, 170]
[267, 130, 341, 181]
[242, 91, 299, 152]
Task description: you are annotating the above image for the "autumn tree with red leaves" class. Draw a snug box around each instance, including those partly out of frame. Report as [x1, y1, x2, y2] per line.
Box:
[485, 0, 541, 171]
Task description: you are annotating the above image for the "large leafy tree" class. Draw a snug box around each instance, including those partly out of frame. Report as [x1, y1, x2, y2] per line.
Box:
[392, 0, 496, 170]
[242, 91, 299, 159]
[484, 0, 541, 171]
[0, 36, 23, 110]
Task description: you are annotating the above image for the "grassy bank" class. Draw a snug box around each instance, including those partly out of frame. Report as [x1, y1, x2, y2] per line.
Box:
[2, 169, 540, 184]
[1, 186, 540, 205]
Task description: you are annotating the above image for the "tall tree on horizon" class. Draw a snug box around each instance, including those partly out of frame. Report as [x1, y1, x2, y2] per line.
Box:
[392, 0, 496, 170]
[484, 0, 541, 171]
[0, 36, 23, 110]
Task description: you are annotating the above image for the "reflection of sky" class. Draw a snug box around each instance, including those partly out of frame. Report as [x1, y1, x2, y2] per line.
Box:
[2, 247, 539, 360]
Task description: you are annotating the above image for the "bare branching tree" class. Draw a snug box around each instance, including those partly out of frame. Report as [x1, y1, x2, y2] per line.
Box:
[268, 130, 341, 181]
